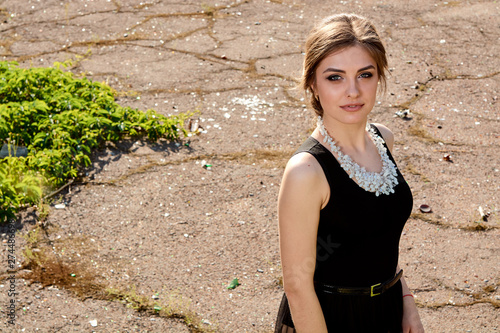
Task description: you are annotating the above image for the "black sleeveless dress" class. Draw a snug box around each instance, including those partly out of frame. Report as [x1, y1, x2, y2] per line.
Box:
[275, 125, 413, 333]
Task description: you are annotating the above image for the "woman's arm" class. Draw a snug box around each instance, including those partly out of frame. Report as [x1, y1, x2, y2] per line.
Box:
[278, 152, 329, 332]
[397, 265, 425, 333]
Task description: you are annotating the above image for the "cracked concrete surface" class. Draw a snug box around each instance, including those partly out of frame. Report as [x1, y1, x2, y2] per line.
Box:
[0, 0, 498, 332]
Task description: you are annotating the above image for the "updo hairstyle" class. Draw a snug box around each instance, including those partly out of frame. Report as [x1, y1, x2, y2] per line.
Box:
[301, 13, 388, 117]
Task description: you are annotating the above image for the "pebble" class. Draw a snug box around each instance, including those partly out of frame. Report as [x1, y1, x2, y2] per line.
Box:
[395, 109, 411, 119]
[89, 319, 97, 327]
[419, 204, 432, 213]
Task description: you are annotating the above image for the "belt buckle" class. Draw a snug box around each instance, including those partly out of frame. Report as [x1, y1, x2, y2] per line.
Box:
[370, 283, 381, 297]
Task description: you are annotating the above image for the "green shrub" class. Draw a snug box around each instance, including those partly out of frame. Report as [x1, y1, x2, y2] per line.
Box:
[0, 154, 42, 222]
[0, 61, 190, 222]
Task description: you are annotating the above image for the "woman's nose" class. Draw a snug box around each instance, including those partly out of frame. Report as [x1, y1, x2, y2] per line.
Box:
[346, 80, 360, 98]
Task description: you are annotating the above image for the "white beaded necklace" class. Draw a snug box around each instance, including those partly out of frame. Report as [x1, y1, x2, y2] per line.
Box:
[317, 116, 399, 196]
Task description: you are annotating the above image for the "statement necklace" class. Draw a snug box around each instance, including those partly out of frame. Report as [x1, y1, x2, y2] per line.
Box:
[317, 116, 399, 196]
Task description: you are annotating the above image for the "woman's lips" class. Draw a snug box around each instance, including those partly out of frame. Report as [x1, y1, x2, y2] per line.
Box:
[340, 104, 363, 112]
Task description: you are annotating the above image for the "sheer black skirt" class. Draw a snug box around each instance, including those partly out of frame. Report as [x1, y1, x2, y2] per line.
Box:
[274, 280, 403, 333]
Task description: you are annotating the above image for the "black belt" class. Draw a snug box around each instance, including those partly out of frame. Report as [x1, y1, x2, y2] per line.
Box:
[314, 269, 403, 297]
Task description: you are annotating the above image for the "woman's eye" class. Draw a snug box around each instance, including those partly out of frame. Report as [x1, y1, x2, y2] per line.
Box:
[327, 75, 342, 81]
[359, 72, 373, 78]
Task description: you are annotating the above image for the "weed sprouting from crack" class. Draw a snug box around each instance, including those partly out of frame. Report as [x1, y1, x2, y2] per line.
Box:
[0, 33, 20, 56]
[405, 111, 461, 145]
[393, 74, 436, 111]
[211, 149, 293, 168]
[145, 85, 246, 97]
[237, 58, 258, 77]
[261, 258, 283, 288]
[437, 69, 500, 81]
[403, 161, 431, 183]
[0, 7, 9, 20]
[415, 277, 500, 309]
[7, 226, 108, 300]
[461, 221, 498, 231]
[416, 298, 500, 309]
[392, 70, 496, 146]
[110, 148, 294, 184]
[391, 76, 459, 145]
[407, 125, 442, 144]
[129, 0, 246, 31]
[201, 3, 216, 17]
[107, 285, 217, 332]
[400, 68, 500, 144]
[2, 224, 217, 332]
[403, 110, 434, 141]
[410, 212, 498, 231]
[410, 212, 447, 228]
[111, 0, 122, 11]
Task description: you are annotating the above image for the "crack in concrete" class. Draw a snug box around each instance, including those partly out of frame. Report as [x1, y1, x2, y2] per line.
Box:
[411, 212, 499, 231]
[393, 70, 498, 147]
[2, 1, 498, 331]
[100, 148, 292, 185]
[415, 275, 500, 310]
[2, 0, 305, 108]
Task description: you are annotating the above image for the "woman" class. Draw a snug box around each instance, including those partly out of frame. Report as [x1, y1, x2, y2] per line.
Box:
[275, 14, 425, 332]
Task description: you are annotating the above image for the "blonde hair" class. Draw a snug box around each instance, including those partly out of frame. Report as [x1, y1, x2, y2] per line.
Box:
[301, 13, 388, 117]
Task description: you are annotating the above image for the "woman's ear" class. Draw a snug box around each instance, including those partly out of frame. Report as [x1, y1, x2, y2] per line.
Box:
[310, 82, 317, 99]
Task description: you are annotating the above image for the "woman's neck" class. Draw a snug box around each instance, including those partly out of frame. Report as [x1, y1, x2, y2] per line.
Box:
[313, 117, 369, 154]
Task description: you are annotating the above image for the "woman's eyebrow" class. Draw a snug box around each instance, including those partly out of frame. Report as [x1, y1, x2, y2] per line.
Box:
[322, 65, 376, 74]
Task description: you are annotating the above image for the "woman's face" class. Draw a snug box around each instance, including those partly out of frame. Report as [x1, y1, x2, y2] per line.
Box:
[312, 44, 379, 127]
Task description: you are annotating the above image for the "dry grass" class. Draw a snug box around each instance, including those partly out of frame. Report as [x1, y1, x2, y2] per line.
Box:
[410, 212, 445, 226]
[461, 221, 497, 231]
[407, 124, 442, 144]
[404, 162, 431, 183]
[0, 225, 217, 333]
[213, 149, 293, 168]
[416, 278, 500, 309]
[13, 226, 107, 300]
[107, 285, 217, 332]
[112, 148, 293, 184]
[417, 298, 500, 309]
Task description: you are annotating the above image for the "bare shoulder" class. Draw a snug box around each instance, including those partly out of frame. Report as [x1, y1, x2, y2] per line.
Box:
[372, 123, 394, 152]
[280, 151, 327, 208]
[286, 151, 322, 174]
